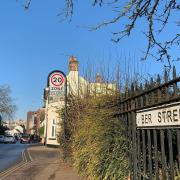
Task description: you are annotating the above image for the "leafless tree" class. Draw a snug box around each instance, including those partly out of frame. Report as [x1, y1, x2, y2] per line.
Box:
[23, 0, 179, 68]
[63, 0, 179, 68]
[0, 86, 16, 120]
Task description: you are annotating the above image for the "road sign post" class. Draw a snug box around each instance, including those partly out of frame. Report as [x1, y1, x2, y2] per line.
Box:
[46, 70, 67, 153]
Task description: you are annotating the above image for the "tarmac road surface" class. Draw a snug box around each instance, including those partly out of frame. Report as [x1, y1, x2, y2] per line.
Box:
[0, 145, 80, 180]
[0, 142, 27, 172]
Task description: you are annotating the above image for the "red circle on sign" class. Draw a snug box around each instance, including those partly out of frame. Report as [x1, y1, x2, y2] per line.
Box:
[50, 73, 65, 87]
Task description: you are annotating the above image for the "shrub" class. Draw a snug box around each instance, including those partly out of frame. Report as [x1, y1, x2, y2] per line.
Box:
[38, 126, 44, 136]
[60, 95, 129, 179]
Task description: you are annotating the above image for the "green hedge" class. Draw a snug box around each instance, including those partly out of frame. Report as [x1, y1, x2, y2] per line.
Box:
[60, 95, 129, 179]
[38, 126, 44, 136]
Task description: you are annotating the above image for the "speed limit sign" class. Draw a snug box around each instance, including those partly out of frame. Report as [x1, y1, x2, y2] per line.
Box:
[48, 71, 66, 92]
[50, 73, 64, 87]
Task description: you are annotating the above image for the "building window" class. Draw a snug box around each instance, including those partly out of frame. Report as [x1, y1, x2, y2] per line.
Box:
[51, 119, 56, 138]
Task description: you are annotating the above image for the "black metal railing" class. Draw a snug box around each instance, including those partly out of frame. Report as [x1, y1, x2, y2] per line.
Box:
[117, 67, 180, 179]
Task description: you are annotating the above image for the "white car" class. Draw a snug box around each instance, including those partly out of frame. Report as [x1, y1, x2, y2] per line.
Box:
[4, 135, 16, 144]
[0, 135, 4, 143]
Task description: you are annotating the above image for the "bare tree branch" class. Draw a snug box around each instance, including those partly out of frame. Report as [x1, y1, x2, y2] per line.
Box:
[62, 0, 179, 68]
[19, 0, 180, 68]
[0, 86, 17, 119]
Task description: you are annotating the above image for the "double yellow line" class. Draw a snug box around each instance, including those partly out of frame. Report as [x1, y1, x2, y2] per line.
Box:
[0, 149, 32, 179]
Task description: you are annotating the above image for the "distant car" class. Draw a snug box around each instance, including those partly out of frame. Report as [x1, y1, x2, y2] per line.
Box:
[4, 135, 16, 143]
[0, 135, 4, 143]
[20, 135, 30, 144]
[14, 135, 19, 141]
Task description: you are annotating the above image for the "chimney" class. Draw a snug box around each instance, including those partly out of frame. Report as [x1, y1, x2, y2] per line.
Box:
[69, 56, 78, 71]
[96, 73, 103, 83]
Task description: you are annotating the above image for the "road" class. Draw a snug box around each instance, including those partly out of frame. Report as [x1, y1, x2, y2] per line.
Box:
[0, 145, 80, 180]
[0, 142, 27, 172]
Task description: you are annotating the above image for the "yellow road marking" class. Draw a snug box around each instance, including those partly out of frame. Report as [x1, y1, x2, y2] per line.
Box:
[0, 148, 33, 179]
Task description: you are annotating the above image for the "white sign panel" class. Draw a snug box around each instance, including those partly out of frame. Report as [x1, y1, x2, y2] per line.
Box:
[47, 71, 66, 103]
[49, 71, 65, 92]
[136, 102, 180, 128]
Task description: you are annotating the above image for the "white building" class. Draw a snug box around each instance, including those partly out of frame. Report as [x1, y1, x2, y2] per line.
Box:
[12, 125, 24, 135]
[3, 119, 25, 135]
[43, 56, 116, 146]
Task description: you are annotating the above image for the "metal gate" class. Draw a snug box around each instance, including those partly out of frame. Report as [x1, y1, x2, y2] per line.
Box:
[117, 67, 180, 179]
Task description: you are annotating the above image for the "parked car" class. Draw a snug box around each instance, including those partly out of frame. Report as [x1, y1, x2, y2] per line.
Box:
[14, 133, 20, 141]
[0, 135, 4, 143]
[4, 135, 16, 143]
[20, 135, 30, 144]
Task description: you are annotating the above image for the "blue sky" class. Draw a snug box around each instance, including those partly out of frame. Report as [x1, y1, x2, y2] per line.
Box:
[0, 0, 179, 120]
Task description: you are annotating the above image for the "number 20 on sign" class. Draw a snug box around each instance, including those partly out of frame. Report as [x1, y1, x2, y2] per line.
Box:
[49, 71, 65, 91]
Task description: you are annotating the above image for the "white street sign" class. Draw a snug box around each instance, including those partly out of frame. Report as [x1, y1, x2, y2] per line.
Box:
[49, 72, 65, 92]
[136, 102, 180, 128]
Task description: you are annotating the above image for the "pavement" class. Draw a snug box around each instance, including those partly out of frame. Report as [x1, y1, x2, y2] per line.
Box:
[0, 145, 81, 180]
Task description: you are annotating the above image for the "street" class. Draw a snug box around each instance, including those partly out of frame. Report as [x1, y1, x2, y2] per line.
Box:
[0, 144, 80, 180]
[0, 142, 27, 172]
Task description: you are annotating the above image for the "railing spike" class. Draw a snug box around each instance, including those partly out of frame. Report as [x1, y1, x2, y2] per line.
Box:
[157, 74, 161, 85]
[164, 69, 168, 83]
[173, 66, 176, 79]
